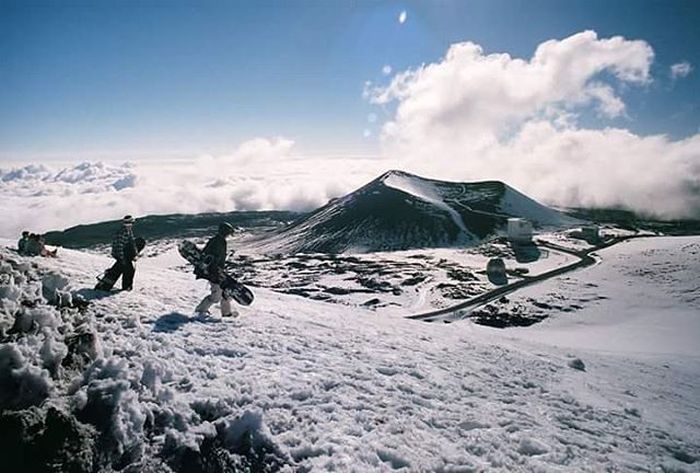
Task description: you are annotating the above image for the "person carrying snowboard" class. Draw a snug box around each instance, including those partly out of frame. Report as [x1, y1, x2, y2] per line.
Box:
[96, 215, 138, 291]
[195, 222, 237, 317]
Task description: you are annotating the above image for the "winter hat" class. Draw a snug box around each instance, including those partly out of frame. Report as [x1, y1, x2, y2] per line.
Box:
[123, 215, 135, 224]
[218, 222, 234, 235]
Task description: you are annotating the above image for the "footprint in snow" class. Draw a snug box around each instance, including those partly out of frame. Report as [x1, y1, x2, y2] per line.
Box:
[518, 437, 550, 456]
[376, 366, 399, 376]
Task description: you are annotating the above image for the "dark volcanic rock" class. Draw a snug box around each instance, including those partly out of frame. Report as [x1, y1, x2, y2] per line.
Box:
[446, 267, 478, 281]
[0, 406, 96, 473]
[401, 274, 428, 286]
[470, 303, 548, 328]
[437, 283, 482, 299]
[44, 211, 301, 249]
[255, 170, 573, 254]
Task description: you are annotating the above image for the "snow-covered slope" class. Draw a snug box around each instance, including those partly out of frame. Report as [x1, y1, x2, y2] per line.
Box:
[252, 170, 578, 254]
[499, 236, 700, 355]
[1, 237, 698, 472]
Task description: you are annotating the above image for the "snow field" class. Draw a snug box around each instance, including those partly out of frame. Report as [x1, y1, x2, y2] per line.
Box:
[1, 237, 699, 472]
[504, 236, 700, 356]
[223, 241, 578, 320]
[383, 172, 472, 236]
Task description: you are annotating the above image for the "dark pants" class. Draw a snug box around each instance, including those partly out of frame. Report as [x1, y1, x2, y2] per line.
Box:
[96, 259, 135, 291]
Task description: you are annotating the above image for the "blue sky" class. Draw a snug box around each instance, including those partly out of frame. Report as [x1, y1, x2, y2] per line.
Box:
[1, 0, 698, 160]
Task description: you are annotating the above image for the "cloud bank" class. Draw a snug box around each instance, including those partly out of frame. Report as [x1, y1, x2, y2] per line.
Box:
[369, 30, 700, 219]
[0, 140, 390, 238]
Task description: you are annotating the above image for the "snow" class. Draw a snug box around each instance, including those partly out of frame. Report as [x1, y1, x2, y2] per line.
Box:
[210, 238, 577, 319]
[1, 235, 699, 472]
[501, 186, 579, 228]
[536, 230, 595, 252]
[383, 172, 471, 236]
[501, 236, 700, 356]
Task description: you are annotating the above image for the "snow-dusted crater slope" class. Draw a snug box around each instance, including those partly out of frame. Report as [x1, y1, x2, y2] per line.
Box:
[252, 170, 578, 254]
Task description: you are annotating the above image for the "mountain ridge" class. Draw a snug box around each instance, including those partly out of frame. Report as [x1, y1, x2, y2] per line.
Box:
[42, 170, 580, 253]
[251, 170, 578, 254]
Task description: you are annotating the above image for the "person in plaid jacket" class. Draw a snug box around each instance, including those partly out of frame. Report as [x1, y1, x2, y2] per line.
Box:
[95, 215, 138, 291]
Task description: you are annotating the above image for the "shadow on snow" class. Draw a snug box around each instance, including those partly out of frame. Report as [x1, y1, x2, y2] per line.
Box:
[150, 312, 222, 333]
[74, 287, 122, 301]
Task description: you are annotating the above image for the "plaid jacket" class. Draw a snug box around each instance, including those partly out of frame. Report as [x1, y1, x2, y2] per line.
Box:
[111, 225, 136, 261]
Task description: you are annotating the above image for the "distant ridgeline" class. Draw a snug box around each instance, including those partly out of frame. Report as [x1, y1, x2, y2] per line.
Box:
[44, 211, 302, 249]
[564, 208, 700, 235]
[40, 171, 700, 254]
[250, 170, 579, 254]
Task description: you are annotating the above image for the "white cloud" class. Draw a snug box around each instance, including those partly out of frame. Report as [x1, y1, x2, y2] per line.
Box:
[0, 140, 393, 238]
[227, 136, 295, 162]
[398, 11, 407, 24]
[382, 65, 393, 76]
[670, 61, 693, 80]
[367, 30, 700, 219]
[0, 161, 138, 198]
[370, 31, 652, 139]
[584, 82, 627, 118]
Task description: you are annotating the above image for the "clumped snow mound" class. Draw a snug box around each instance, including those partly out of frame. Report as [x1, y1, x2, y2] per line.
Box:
[0, 245, 291, 472]
[0, 249, 103, 471]
[0, 343, 53, 410]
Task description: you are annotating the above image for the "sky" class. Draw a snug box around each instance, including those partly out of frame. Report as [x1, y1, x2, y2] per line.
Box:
[0, 0, 699, 235]
[1, 0, 698, 159]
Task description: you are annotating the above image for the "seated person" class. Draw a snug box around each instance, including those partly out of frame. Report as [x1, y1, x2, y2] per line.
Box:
[17, 230, 29, 255]
[25, 233, 58, 257]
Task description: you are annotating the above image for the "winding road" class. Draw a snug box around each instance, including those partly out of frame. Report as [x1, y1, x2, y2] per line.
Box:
[406, 234, 644, 323]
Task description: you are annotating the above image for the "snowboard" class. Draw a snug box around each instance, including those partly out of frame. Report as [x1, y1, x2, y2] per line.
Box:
[178, 240, 254, 306]
[95, 237, 146, 291]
